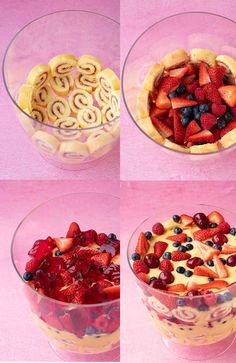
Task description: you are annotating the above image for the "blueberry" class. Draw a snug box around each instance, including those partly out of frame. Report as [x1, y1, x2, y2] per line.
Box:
[178, 245, 187, 252]
[217, 294, 225, 304]
[209, 223, 217, 228]
[23, 272, 33, 281]
[55, 250, 63, 256]
[85, 326, 97, 335]
[173, 214, 181, 222]
[131, 253, 140, 261]
[220, 258, 226, 265]
[181, 116, 190, 127]
[213, 244, 222, 251]
[173, 242, 181, 248]
[230, 227, 236, 235]
[149, 276, 157, 283]
[194, 112, 201, 122]
[199, 104, 209, 113]
[176, 298, 186, 306]
[184, 270, 193, 277]
[187, 94, 194, 100]
[174, 227, 182, 234]
[186, 236, 192, 242]
[223, 75, 228, 84]
[186, 243, 193, 251]
[168, 91, 178, 98]
[176, 266, 185, 274]
[223, 292, 233, 301]
[176, 84, 186, 95]
[145, 231, 152, 240]
[198, 304, 209, 311]
[163, 252, 171, 260]
[207, 260, 214, 267]
[208, 277, 214, 282]
[193, 105, 199, 116]
[224, 111, 232, 122]
[217, 117, 226, 129]
[181, 107, 192, 118]
[108, 233, 117, 240]
[205, 240, 213, 247]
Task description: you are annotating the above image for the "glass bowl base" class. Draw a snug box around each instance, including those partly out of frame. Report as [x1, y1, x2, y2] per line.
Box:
[162, 333, 236, 361]
[49, 342, 120, 362]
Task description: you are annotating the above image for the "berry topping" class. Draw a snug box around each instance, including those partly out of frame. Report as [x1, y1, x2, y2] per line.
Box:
[180, 214, 193, 226]
[133, 260, 149, 274]
[66, 222, 81, 238]
[154, 241, 168, 258]
[159, 271, 174, 284]
[211, 103, 226, 117]
[184, 120, 201, 142]
[171, 97, 197, 109]
[194, 87, 206, 102]
[218, 221, 231, 234]
[178, 246, 187, 252]
[199, 62, 210, 86]
[28, 237, 54, 261]
[25, 258, 40, 273]
[159, 76, 180, 93]
[193, 212, 209, 229]
[200, 113, 217, 130]
[55, 238, 74, 253]
[186, 257, 204, 269]
[184, 270, 193, 277]
[193, 265, 218, 279]
[208, 66, 225, 88]
[135, 232, 149, 256]
[159, 259, 174, 272]
[218, 85, 236, 107]
[144, 253, 160, 268]
[167, 233, 187, 242]
[186, 244, 193, 251]
[204, 83, 222, 104]
[152, 222, 165, 235]
[213, 255, 228, 278]
[171, 251, 191, 262]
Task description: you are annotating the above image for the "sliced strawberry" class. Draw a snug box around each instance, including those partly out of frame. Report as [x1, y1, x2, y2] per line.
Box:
[207, 211, 225, 224]
[152, 118, 173, 138]
[186, 81, 198, 94]
[171, 251, 191, 261]
[194, 87, 206, 102]
[55, 238, 74, 253]
[231, 106, 236, 117]
[173, 109, 185, 145]
[202, 290, 217, 306]
[155, 90, 171, 109]
[220, 120, 236, 138]
[111, 254, 120, 264]
[135, 232, 149, 256]
[61, 271, 73, 286]
[170, 97, 197, 109]
[193, 227, 220, 241]
[133, 260, 149, 274]
[199, 62, 210, 86]
[59, 313, 75, 333]
[213, 255, 228, 278]
[25, 258, 40, 273]
[66, 222, 81, 238]
[154, 241, 168, 258]
[96, 233, 109, 246]
[187, 63, 198, 75]
[167, 284, 186, 292]
[61, 283, 78, 297]
[180, 214, 193, 226]
[91, 252, 111, 267]
[93, 314, 109, 332]
[184, 120, 201, 142]
[169, 66, 189, 78]
[200, 113, 217, 130]
[222, 244, 236, 254]
[138, 272, 149, 283]
[218, 85, 236, 107]
[72, 287, 87, 304]
[182, 75, 196, 84]
[211, 103, 226, 117]
[44, 312, 63, 330]
[159, 76, 180, 93]
[77, 247, 99, 258]
[204, 83, 222, 104]
[165, 117, 174, 130]
[97, 280, 113, 288]
[211, 125, 221, 141]
[167, 233, 187, 242]
[218, 222, 231, 234]
[155, 292, 177, 310]
[196, 241, 220, 261]
[193, 265, 218, 278]
[187, 130, 214, 145]
[208, 66, 225, 88]
[159, 259, 174, 272]
[187, 280, 229, 291]
[150, 107, 169, 119]
[104, 285, 120, 299]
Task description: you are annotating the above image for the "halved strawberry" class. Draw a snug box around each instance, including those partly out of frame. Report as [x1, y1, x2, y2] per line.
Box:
[199, 62, 210, 86]
[155, 90, 172, 109]
[211, 125, 221, 141]
[193, 227, 220, 241]
[231, 106, 236, 117]
[44, 312, 63, 330]
[208, 66, 225, 88]
[173, 109, 185, 145]
[187, 130, 214, 145]
[220, 120, 236, 138]
[180, 214, 193, 226]
[25, 258, 40, 273]
[193, 265, 218, 278]
[55, 238, 74, 253]
[211, 103, 226, 117]
[91, 252, 111, 267]
[187, 280, 229, 291]
[200, 113, 217, 130]
[159, 259, 174, 272]
[182, 75, 196, 84]
[222, 244, 236, 254]
[111, 254, 120, 264]
[159, 76, 180, 93]
[72, 287, 87, 304]
[169, 66, 189, 78]
[138, 272, 149, 284]
[167, 284, 186, 292]
[152, 118, 173, 138]
[218, 85, 236, 107]
[204, 83, 222, 104]
[170, 97, 197, 109]
[184, 120, 201, 142]
[154, 241, 168, 258]
[61, 271, 73, 286]
[59, 313, 75, 333]
[135, 232, 149, 256]
[196, 241, 220, 261]
[194, 87, 206, 102]
[167, 233, 187, 242]
[133, 260, 149, 274]
[208, 211, 225, 224]
[97, 280, 113, 288]
[186, 80, 199, 94]
[187, 63, 197, 75]
[66, 222, 81, 238]
[150, 107, 169, 119]
[213, 255, 228, 278]
[171, 251, 191, 261]
[61, 283, 78, 297]
[104, 285, 120, 299]
[165, 117, 174, 130]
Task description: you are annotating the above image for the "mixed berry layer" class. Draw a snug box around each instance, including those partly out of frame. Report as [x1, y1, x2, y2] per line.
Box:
[23, 222, 120, 304]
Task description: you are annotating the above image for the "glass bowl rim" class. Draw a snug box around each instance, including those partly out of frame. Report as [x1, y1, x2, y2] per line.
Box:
[2, 9, 120, 131]
[127, 202, 236, 299]
[121, 11, 236, 156]
[11, 191, 120, 307]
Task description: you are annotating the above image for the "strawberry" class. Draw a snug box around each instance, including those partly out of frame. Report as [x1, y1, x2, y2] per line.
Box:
[165, 117, 174, 130]
[186, 81, 198, 94]
[171, 251, 191, 261]
[155, 292, 177, 310]
[208, 66, 225, 88]
[207, 211, 224, 224]
[61, 283, 78, 297]
[25, 258, 40, 273]
[200, 113, 217, 130]
[222, 244, 236, 254]
[138, 272, 149, 283]
[96, 233, 109, 246]
[111, 254, 120, 264]
[104, 285, 120, 299]
[199, 61, 210, 86]
[173, 109, 185, 145]
[170, 97, 197, 109]
[159, 76, 180, 93]
[184, 120, 201, 142]
[97, 280, 113, 288]
[213, 255, 228, 278]
[77, 247, 99, 258]
[204, 83, 222, 104]
[211, 103, 226, 117]
[44, 312, 63, 330]
[188, 280, 229, 291]
[169, 66, 189, 78]
[231, 106, 236, 117]
[133, 260, 149, 274]
[150, 107, 168, 119]
[59, 313, 75, 333]
[152, 118, 173, 138]
[55, 238, 74, 253]
[154, 241, 168, 258]
[202, 290, 217, 306]
[135, 232, 149, 256]
[193, 265, 219, 278]
[182, 74, 196, 84]
[61, 271, 73, 286]
[94, 314, 109, 332]
[159, 259, 174, 272]
[187, 63, 198, 75]
[152, 222, 165, 235]
[180, 214, 193, 226]
[196, 241, 220, 261]
[187, 130, 214, 145]
[218, 86, 236, 107]
[211, 125, 221, 141]
[66, 222, 81, 238]
[220, 120, 236, 138]
[193, 227, 220, 241]
[194, 87, 206, 102]
[156, 90, 172, 109]
[167, 233, 187, 242]
[91, 252, 111, 267]
[167, 284, 186, 292]
[72, 287, 87, 304]
[218, 222, 231, 234]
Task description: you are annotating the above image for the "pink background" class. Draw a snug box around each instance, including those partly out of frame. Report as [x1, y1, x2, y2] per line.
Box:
[121, 181, 236, 362]
[121, 0, 236, 180]
[0, 0, 119, 180]
[0, 180, 119, 361]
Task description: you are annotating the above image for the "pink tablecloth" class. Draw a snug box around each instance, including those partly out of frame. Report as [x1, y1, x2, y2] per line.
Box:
[0, 0, 119, 180]
[121, 181, 236, 362]
[121, 0, 236, 180]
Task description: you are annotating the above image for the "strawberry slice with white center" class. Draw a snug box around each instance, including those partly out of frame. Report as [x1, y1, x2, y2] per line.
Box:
[218, 85, 236, 107]
[135, 232, 149, 256]
[104, 285, 120, 299]
[170, 97, 197, 109]
[66, 222, 81, 238]
[199, 61, 211, 86]
[159, 76, 180, 93]
[208, 66, 225, 88]
[173, 109, 185, 145]
[222, 244, 236, 254]
[54, 237, 74, 253]
[184, 120, 201, 143]
[193, 265, 219, 278]
[207, 211, 225, 224]
[152, 118, 173, 138]
[220, 120, 236, 138]
[187, 130, 214, 145]
[169, 66, 189, 79]
[196, 241, 220, 261]
[180, 214, 193, 226]
[155, 90, 172, 109]
[213, 255, 228, 278]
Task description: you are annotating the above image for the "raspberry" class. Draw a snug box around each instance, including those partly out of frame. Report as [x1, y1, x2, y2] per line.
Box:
[211, 103, 226, 117]
[152, 223, 165, 235]
[159, 259, 174, 272]
[194, 87, 206, 102]
[133, 260, 149, 274]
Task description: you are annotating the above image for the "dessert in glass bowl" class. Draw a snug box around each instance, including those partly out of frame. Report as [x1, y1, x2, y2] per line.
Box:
[128, 206, 236, 360]
[11, 193, 120, 362]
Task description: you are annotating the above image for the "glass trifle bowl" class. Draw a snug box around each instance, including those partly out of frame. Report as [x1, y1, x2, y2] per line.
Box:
[11, 193, 120, 362]
[122, 12, 236, 160]
[127, 204, 236, 360]
[3, 10, 120, 170]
